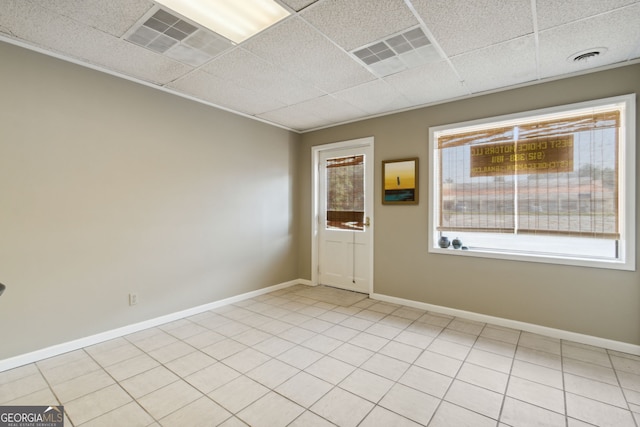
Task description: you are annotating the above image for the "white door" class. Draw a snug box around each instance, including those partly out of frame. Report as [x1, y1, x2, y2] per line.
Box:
[317, 140, 373, 294]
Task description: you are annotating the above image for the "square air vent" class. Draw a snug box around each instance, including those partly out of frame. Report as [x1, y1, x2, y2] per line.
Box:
[351, 27, 441, 77]
[125, 8, 234, 67]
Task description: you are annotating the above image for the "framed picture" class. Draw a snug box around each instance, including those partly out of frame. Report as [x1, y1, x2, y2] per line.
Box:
[382, 157, 419, 205]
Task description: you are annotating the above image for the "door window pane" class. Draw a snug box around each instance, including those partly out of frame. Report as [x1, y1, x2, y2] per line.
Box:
[326, 155, 364, 230]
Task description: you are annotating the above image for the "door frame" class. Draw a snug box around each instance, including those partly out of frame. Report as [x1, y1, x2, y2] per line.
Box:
[311, 136, 374, 295]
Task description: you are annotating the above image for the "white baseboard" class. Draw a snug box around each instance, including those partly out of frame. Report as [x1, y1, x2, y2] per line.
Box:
[371, 292, 640, 356]
[0, 279, 307, 372]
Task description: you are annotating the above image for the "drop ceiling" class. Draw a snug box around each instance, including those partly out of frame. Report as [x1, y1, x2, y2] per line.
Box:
[1, 0, 639, 132]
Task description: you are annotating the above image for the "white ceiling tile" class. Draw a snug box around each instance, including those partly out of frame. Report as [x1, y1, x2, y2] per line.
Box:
[411, 0, 533, 56]
[538, 3, 640, 79]
[242, 16, 376, 92]
[168, 70, 287, 116]
[451, 36, 538, 94]
[536, 0, 637, 30]
[280, 0, 319, 12]
[0, 1, 190, 85]
[259, 95, 367, 130]
[37, 0, 153, 37]
[384, 60, 468, 105]
[301, 0, 418, 51]
[333, 79, 413, 115]
[202, 48, 325, 106]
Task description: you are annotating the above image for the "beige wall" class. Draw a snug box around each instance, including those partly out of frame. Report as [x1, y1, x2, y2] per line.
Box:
[0, 42, 300, 359]
[300, 64, 640, 345]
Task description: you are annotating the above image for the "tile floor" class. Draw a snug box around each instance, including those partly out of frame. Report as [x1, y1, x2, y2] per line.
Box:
[1, 285, 639, 427]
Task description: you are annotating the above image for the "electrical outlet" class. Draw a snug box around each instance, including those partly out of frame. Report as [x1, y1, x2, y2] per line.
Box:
[129, 293, 138, 306]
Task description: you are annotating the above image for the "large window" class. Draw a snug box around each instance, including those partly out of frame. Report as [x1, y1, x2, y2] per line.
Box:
[429, 95, 635, 270]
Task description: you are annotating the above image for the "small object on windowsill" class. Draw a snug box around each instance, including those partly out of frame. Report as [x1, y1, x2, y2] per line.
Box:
[0, 283, 5, 296]
[452, 237, 462, 249]
[438, 236, 450, 248]
[461, 246, 469, 250]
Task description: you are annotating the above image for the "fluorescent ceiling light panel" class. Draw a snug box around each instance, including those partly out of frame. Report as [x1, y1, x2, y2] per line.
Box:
[154, 0, 290, 43]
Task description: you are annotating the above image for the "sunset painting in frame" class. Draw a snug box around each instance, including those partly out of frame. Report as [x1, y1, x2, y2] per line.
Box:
[382, 158, 418, 204]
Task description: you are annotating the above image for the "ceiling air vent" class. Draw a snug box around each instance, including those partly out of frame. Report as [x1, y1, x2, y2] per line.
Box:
[568, 47, 607, 64]
[125, 7, 234, 67]
[351, 26, 440, 77]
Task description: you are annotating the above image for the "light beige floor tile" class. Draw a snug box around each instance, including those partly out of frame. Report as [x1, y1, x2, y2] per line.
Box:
[339, 369, 393, 403]
[510, 359, 563, 389]
[563, 357, 618, 385]
[359, 406, 422, 427]
[89, 343, 145, 367]
[103, 354, 160, 382]
[0, 363, 39, 384]
[479, 325, 520, 344]
[378, 341, 422, 363]
[40, 354, 100, 385]
[562, 341, 612, 367]
[297, 305, 329, 318]
[277, 326, 316, 344]
[611, 354, 640, 375]
[379, 383, 440, 425]
[329, 342, 374, 367]
[320, 324, 360, 341]
[398, 365, 452, 398]
[564, 373, 628, 408]
[365, 323, 402, 340]
[137, 380, 202, 420]
[393, 330, 435, 348]
[518, 333, 561, 355]
[209, 376, 269, 413]
[276, 345, 323, 370]
[445, 379, 503, 419]
[52, 369, 115, 403]
[350, 332, 389, 352]
[184, 362, 240, 394]
[222, 348, 271, 373]
[457, 362, 509, 394]
[354, 309, 386, 322]
[391, 306, 425, 321]
[473, 336, 517, 358]
[317, 310, 350, 324]
[361, 353, 409, 381]
[404, 321, 443, 338]
[447, 318, 486, 336]
[120, 365, 178, 399]
[310, 387, 374, 427]
[377, 315, 413, 329]
[147, 341, 195, 364]
[288, 410, 335, 427]
[566, 392, 636, 427]
[466, 348, 513, 373]
[276, 371, 333, 407]
[367, 302, 399, 314]
[237, 391, 304, 427]
[340, 316, 374, 331]
[162, 321, 208, 340]
[430, 401, 496, 427]
[500, 397, 566, 427]
[246, 358, 299, 389]
[429, 338, 472, 360]
[414, 350, 463, 377]
[619, 370, 640, 393]
[299, 318, 333, 333]
[507, 376, 565, 414]
[232, 329, 272, 347]
[64, 384, 132, 426]
[0, 372, 49, 404]
[252, 336, 296, 357]
[201, 338, 247, 360]
[515, 346, 563, 370]
[305, 356, 354, 385]
[4, 387, 59, 406]
[439, 329, 478, 346]
[79, 401, 154, 427]
[301, 334, 342, 354]
[131, 332, 180, 354]
[164, 351, 216, 377]
[38, 349, 90, 371]
[417, 312, 453, 327]
[183, 330, 226, 349]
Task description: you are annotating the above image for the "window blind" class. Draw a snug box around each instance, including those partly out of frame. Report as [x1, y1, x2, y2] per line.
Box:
[326, 155, 365, 230]
[436, 109, 621, 239]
